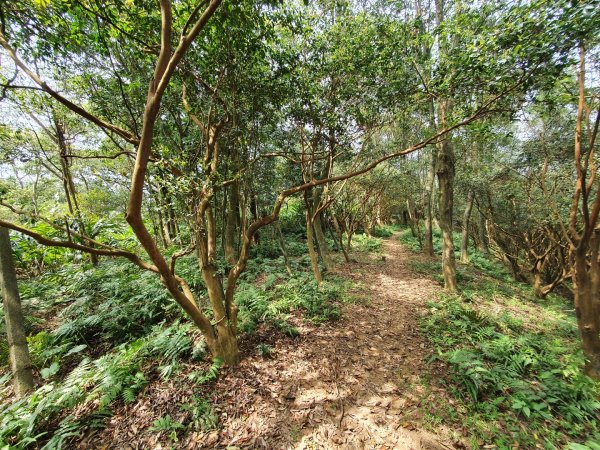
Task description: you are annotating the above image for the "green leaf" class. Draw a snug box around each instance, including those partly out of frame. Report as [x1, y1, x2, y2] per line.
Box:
[41, 361, 60, 379]
[65, 344, 88, 356]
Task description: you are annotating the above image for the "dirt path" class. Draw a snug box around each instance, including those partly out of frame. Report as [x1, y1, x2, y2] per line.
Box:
[206, 236, 458, 449]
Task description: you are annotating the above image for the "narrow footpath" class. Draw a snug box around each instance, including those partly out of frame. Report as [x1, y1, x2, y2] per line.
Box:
[207, 236, 459, 449]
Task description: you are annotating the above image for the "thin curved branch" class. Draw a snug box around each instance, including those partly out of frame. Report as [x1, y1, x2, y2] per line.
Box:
[62, 151, 136, 160]
[170, 242, 196, 274]
[0, 31, 140, 145]
[1, 200, 127, 252]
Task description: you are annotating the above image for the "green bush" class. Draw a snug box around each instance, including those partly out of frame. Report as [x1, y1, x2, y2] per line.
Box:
[371, 224, 398, 238]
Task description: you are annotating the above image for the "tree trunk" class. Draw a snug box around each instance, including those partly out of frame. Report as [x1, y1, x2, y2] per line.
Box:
[460, 190, 475, 263]
[328, 218, 340, 252]
[306, 207, 322, 283]
[406, 199, 423, 248]
[160, 186, 178, 244]
[573, 241, 600, 378]
[313, 212, 332, 271]
[0, 227, 34, 397]
[275, 221, 293, 275]
[250, 193, 260, 244]
[532, 271, 552, 299]
[434, 0, 457, 292]
[156, 203, 171, 247]
[198, 263, 240, 366]
[55, 115, 98, 265]
[332, 215, 351, 263]
[423, 148, 437, 256]
[347, 223, 355, 249]
[476, 204, 490, 255]
[436, 127, 457, 291]
[224, 180, 240, 265]
[197, 203, 240, 366]
[568, 43, 600, 378]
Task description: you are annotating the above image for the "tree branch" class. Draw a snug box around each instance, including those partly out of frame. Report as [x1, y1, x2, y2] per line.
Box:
[0, 219, 158, 273]
[0, 32, 140, 145]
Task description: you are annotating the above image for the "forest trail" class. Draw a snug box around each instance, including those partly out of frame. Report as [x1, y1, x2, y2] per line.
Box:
[206, 236, 458, 450]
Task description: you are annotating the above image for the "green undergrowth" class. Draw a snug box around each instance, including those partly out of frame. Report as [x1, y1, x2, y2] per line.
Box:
[424, 295, 599, 448]
[0, 232, 350, 448]
[398, 228, 600, 448]
[236, 271, 347, 334]
[371, 224, 399, 238]
[351, 233, 383, 253]
[0, 320, 214, 449]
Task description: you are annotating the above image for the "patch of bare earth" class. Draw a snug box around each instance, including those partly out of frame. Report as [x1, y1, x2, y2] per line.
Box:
[92, 236, 465, 449]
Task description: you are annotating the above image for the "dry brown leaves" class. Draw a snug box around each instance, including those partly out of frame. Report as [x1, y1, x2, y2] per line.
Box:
[87, 236, 466, 449]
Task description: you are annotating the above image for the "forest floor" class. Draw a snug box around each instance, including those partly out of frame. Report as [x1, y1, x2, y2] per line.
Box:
[93, 235, 463, 449]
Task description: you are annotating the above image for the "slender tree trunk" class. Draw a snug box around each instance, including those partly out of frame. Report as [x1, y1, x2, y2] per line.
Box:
[55, 115, 98, 265]
[347, 222, 355, 249]
[166, 206, 178, 242]
[313, 212, 332, 271]
[407, 199, 423, 248]
[328, 218, 340, 252]
[532, 269, 551, 299]
[347, 232, 352, 249]
[250, 193, 260, 244]
[156, 203, 170, 247]
[424, 145, 437, 257]
[275, 221, 293, 275]
[436, 128, 457, 291]
[304, 196, 322, 283]
[306, 212, 322, 283]
[435, 0, 457, 291]
[417, 1, 436, 257]
[460, 190, 475, 263]
[0, 228, 34, 397]
[159, 185, 178, 245]
[476, 203, 490, 255]
[332, 215, 351, 263]
[224, 180, 240, 265]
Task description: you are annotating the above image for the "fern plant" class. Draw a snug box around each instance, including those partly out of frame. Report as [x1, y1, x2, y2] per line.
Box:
[181, 396, 218, 432]
[422, 293, 600, 446]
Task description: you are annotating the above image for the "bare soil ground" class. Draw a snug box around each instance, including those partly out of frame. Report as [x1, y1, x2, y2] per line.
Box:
[94, 236, 464, 449]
